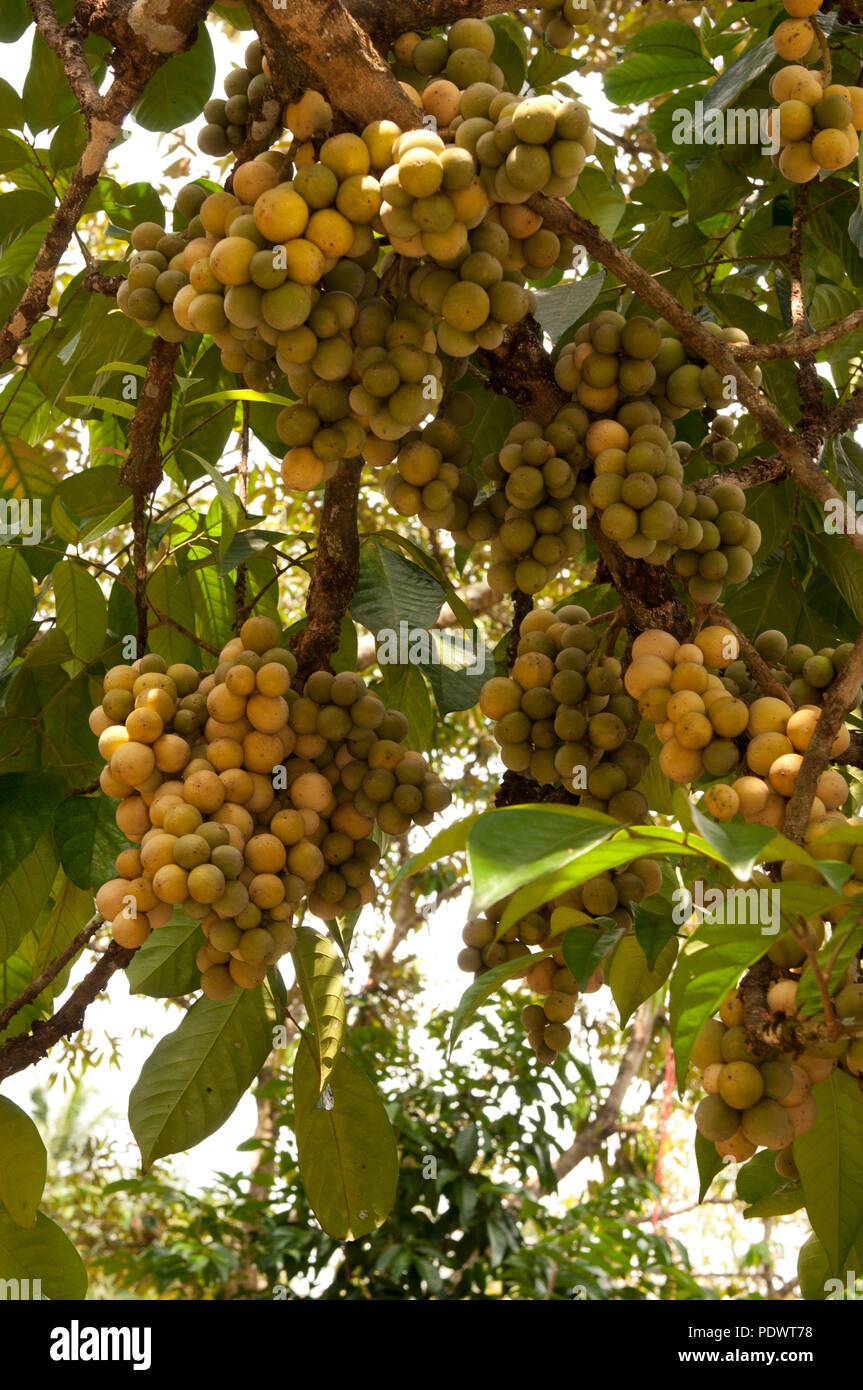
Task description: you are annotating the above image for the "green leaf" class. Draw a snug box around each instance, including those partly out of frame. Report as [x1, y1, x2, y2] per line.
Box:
[33, 874, 94, 973]
[688, 158, 750, 226]
[52, 560, 107, 662]
[568, 168, 626, 240]
[467, 805, 618, 916]
[695, 1130, 723, 1202]
[0, 192, 52, 261]
[53, 796, 129, 891]
[668, 921, 775, 1083]
[632, 898, 679, 971]
[561, 921, 624, 991]
[0, 773, 65, 887]
[608, 933, 678, 1026]
[0, 431, 55, 499]
[379, 662, 434, 751]
[702, 36, 777, 113]
[795, 1070, 863, 1278]
[125, 917, 202, 997]
[351, 540, 444, 637]
[132, 23, 215, 132]
[0, 1206, 87, 1299]
[392, 813, 478, 885]
[798, 1231, 863, 1300]
[0, 548, 35, 638]
[488, 14, 526, 92]
[294, 1047, 398, 1241]
[450, 948, 555, 1050]
[0, 836, 59, 964]
[533, 272, 606, 340]
[0, 0, 30, 44]
[128, 985, 276, 1166]
[50, 466, 132, 545]
[22, 32, 80, 134]
[604, 22, 714, 104]
[684, 792, 777, 878]
[0, 1097, 47, 1227]
[736, 1147, 784, 1206]
[293, 926, 346, 1098]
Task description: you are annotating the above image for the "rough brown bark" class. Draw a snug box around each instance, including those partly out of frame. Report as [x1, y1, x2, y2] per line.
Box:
[291, 457, 363, 683]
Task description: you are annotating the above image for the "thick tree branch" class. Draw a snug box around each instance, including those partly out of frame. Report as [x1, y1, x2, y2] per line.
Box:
[690, 454, 790, 492]
[291, 457, 363, 683]
[246, 0, 424, 132]
[729, 308, 863, 361]
[346, 0, 518, 41]
[482, 316, 567, 428]
[27, 0, 101, 114]
[706, 605, 794, 705]
[0, 940, 134, 1082]
[789, 186, 827, 423]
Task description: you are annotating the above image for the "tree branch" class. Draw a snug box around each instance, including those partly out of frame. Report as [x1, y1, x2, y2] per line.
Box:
[783, 628, 863, 842]
[27, 0, 101, 114]
[0, 914, 104, 1038]
[0, 940, 134, 1083]
[345, 0, 518, 42]
[290, 457, 363, 684]
[246, 0, 424, 132]
[706, 605, 794, 705]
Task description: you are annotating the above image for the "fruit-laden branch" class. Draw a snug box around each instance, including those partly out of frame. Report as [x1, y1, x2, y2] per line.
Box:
[531, 194, 863, 555]
[589, 516, 690, 640]
[824, 384, 863, 438]
[27, 0, 101, 113]
[691, 454, 790, 492]
[482, 316, 566, 427]
[346, 0, 519, 42]
[245, 0, 425, 132]
[0, 914, 104, 1038]
[0, 940, 133, 1083]
[783, 627, 863, 842]
[0, 0, 211, 365]
[532, 1003, 658, 1189]
[119, 336, 182, 650]
[789, 187, 827, 425]
[706, 605, 793, 706]
[290, 457, 363, 683]
[729, 306, 863, 361]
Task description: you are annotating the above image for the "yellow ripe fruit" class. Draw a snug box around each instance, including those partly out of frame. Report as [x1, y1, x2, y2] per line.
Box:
[152, 863, 189, 904]
[779, 98, 815, 143]
[245, 833, 288, 874]
[200, 192, 240, 236]
[115, 847, 142, 878]
[98, 724, 130, 761]
[815, 766, 848, 810]
[768, 752, 804, 797]
[772, 18, 815, 61]
[674, 712, 713, 750]
[153, 733, 191, 774]
[704, 784, 740, 821]
[243, 730, 284, 774]
[111, 741, 156, 787]
[694, 626, 739, 668]
[256, 662, 291, 697]
[281, 446, 327, 492]
[306, 208, 355, 258]
[201, 965, 235, 1000]
[715, 1128, 757, 1162]
[248, 873, 286, 909]
[246, 693, 288, 733]
[624, 654, 673, 700]
[659, 738, 704, 783]
[141, 832, 179, 873]
[183, 769, 226, 814]
[631, 630, 679, 664]
[115, 797, 151, 842]
[285, 89, 333, 141]
[770, 65, 821, 104]
[125, 706, 164, 744]
[320, 132, 371, 179]
[669, 662, 709, 694]
[812, 125, 854, 169]
[732, 773, 770, 814]
[253, 184, 310, 243]
[232, 159, 279, 206]
[748, 696, 791, 736]
[847, 87, 863, 130]
[779, 138, 819, 182]
[783, 0, 821, 14]
[187, 864, 227, 905]
[112, 909, 151, 949]
[747, 731, 793, 775]
[666, 690, 705, 722]
[95, 877, 131, 920]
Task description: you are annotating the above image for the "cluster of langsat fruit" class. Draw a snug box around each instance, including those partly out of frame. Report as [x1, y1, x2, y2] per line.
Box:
[692, 970, 863, 1176]
[480, 602, 650, 817]
[745, 628, 863, 711]
[465, 419, 587, 596]
[770, 0, 863, 181]
[458, 854, 660, 1066]
[90, 615, 451, 999]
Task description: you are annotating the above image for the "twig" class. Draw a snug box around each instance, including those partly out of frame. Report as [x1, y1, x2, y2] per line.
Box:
[0, 914, 104, 1037]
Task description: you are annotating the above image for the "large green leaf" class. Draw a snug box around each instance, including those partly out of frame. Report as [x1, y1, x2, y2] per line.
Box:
[0, 836, 58, 964]
[293, 927, 346, 1098]
[0, 548, 35, 639]
[798, 1231, 863, 1300]
[53, 796, 129, 891]
[467, 805, 618, 916]
[0, 0, 30, 44]
[392, 813, 478, 885]
[294, 1046, 398, 1241]
[129, 985, 276, 1166]
[667, 920, 774, 1084]
[125, 917, 202, 998]
[561, 921, 624, 991]
[533, 272, 606, 341]
[795, 1070, 863, 1278]
[0, 1206, 87, 1299]
[608, 933, 678, 1027]
[379, 663, 434, 750]
[22, 31, 80, 134]
[0, 1097, 47, 1227]
[133, 25, 215, 131]
[33, 874, 94, 973]
[0, 773, 64, 887]
[0, 432, 55, 499]
[351, 540, 444, 637]
[49, 467, 133, 545]
[52, 560, 107, 662]
[604, 21, 714, 104]
[424, 628, 494, 716]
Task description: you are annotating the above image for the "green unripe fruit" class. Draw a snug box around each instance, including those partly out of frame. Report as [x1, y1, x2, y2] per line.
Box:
[695, 1094, 740, 1142]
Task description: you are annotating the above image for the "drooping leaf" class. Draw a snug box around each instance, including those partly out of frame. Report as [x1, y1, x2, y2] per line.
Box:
[293, 926, 346, 1098]
[0, 1206, 87, 1299]
[795, 1070, 863, 1278]
[294, 1046, 398, 1241]
[608, 932, 678, 1026]
[125, 917, 203, 998]
[0, 1097, 47, 1227]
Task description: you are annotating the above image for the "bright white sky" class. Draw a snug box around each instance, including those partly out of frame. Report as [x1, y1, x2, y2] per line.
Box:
[0, 18, 807, 1295]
